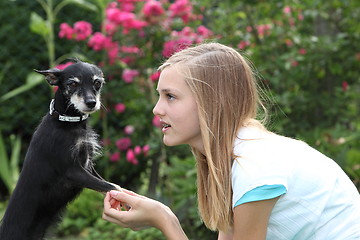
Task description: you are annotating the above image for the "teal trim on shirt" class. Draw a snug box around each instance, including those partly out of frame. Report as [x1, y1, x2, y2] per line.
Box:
[234, 184, 287, 207]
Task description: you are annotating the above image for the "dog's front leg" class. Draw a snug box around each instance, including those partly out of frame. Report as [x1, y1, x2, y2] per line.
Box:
[66, 167, 121, 193]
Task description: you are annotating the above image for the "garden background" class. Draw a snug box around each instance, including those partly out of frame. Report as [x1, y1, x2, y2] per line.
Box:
[0, 0, 359, 239]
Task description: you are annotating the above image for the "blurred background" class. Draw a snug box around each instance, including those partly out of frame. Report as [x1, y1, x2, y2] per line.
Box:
[0, 0, 359, 239]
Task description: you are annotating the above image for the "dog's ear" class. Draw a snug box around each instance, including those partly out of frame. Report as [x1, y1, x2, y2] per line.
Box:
[34, 68, 62, 86]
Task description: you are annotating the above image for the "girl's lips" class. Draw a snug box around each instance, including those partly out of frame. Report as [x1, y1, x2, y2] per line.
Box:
[160, 120, 171, 132]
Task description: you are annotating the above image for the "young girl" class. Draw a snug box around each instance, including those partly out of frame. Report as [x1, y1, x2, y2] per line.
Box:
[102, 42, 360, 239]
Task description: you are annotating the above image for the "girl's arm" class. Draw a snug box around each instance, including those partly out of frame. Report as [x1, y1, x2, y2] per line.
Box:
[232, 197, 280, 240]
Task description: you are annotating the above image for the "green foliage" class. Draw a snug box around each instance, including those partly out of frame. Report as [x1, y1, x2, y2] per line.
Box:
[0, 132, 20, 193]
[56, 189, 165, 239]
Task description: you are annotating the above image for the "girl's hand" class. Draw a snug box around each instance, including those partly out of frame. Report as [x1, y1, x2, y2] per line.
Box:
[102, 189, 188, 240]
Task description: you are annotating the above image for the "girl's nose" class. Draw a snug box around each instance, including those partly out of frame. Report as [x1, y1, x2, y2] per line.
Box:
[152, 100, 163, 116]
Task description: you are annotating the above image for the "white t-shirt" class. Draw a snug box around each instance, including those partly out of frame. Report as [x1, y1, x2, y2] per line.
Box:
[232, 127, 360, 239]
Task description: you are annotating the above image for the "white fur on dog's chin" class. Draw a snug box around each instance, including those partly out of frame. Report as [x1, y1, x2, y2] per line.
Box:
[70, 94, 101, 114]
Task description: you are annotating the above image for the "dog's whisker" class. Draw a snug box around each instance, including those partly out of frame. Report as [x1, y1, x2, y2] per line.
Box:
[100, 102, 108, 112]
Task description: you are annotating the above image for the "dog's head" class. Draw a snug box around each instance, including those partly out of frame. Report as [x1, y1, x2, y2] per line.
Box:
[35, 60, 105, 114]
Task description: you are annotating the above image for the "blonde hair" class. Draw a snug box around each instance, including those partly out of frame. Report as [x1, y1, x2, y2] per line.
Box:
[158, 42, 265, 232]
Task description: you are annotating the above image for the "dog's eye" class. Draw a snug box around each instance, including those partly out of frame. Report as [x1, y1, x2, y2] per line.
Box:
[68, 81, 78, 88]
[94, 80, 102, 90]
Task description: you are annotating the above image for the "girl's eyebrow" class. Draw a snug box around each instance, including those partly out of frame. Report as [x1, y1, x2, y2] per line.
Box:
[156, 88, 172, 93]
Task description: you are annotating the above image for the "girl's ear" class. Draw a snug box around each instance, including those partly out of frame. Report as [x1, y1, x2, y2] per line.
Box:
[34, 68, 62, 86]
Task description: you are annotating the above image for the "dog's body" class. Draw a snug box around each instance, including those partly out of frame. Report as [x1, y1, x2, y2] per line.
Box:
[0, 61, 118, 240]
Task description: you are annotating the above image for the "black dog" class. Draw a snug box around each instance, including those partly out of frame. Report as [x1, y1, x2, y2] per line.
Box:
[0, 60, 120, 240]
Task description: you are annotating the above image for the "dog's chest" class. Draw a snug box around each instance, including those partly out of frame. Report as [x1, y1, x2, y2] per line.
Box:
[72, 129, 101, 167]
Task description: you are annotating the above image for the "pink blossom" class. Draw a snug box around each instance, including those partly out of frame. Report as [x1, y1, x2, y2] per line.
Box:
[73, 21, 92, 41]
[150, 71, 160, 82]
[134, 145, 142, 155]
[126, 149, 138, 165]
[256, 24, 271, 37]
[142, 144, 150, 156]
[298, 13, 304, 21]
[88, 32, 112, 51]
[105, 22, 118, 35]
[114, 103, 126, 113]
[283, 6, 291, 14]
[110, 152, 121, 162]
[342, 81, 349, 91]
[169, 0, 193, 23]
[121, 45, 140, 54]
[55, 62, 73, 70]
[122, 69, 139, 83]
[246, 26, 252, 32]
[197, 25, 212, 38]
[285, 39, 293, 47]
[162, 38, 192, 57]
[237, 40, 250, 49]
[152, 115, 161, 128]
[298, 48, 307, 55]
[291, 60, 298, 67]
[119, 1, 135, 12]
[116, 137, 132, 151]
[124, 125, 135, 135]
[107, 42, 120, 64]
[142, 0, 165, 17]
[59, 23, 74, 39]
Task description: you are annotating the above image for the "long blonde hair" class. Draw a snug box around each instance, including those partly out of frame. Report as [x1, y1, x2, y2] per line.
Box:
[159, 42, 263, 231]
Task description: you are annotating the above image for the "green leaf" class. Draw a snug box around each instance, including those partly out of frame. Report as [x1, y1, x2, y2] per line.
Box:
[9, 135, 21, 191]
[0, 72, 43, 103]
[0, 132, 11, 191]
[29, 12, 50, 37]
[64, 0, 98, 12]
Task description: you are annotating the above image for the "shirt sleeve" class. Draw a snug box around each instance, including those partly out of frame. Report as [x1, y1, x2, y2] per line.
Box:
[234, 184, 287, 207]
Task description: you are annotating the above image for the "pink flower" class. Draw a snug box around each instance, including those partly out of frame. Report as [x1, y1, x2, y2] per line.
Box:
[256, 24, 271, 38]
[142, 144, 150, 156]
[150, 71, 160, 82]
[74, 21, 92, 41]
[246, 26, 252, 32]
[122, 69, 139, 83]
[169, 0, 193, 23]
[298, 48, 307, 55]
[126, 149, 138, 165]
[134, 145, 142, 155]
[116, 137, 132, 151]
[342, 81, 349, 91]
[88, 32, 112, 51]
[298, 13, 304, 21]
[124, 125, 135, 135]
[285, 39, 293, 47]
[162, 38, 192, 58]
[59, 23, 74, 39]
[110, 152, 120, 162]
[197, 25, 212, 38]
[142, 0, 165, 17]
[121, 45, 140, 54]
[55, 62, 73, 70]
[114, 103, 126, 113]
[237, 40, 250, 49]
[291, 60, 298, 67]
[152, 115, 161, 128]
[283, 6, 291, 14]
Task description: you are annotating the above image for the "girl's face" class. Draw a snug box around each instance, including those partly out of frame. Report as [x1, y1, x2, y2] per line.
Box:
[153, 66, 203, 152]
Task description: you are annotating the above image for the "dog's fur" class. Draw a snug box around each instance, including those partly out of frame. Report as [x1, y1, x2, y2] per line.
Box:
[0, 60, 119, 240]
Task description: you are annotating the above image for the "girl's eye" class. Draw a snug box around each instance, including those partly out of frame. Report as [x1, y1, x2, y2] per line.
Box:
[166, 93, 175, 100]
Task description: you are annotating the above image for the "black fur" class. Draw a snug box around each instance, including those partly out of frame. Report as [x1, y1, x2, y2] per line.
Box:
[0, 61, 118, 240]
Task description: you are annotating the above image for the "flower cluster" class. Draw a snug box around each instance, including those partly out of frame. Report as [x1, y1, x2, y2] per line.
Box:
[58, 0, 214, 166]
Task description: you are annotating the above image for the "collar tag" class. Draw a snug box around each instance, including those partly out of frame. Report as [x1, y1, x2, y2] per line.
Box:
[49, 99, 89, 122]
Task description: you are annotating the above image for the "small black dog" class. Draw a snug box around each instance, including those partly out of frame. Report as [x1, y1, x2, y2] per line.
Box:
[0, 60, 120, 240]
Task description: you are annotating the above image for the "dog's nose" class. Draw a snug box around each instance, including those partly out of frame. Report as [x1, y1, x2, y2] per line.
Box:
[85, 100, 96, 109]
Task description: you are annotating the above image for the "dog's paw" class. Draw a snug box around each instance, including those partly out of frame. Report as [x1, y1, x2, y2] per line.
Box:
[110, 183, 122, 192]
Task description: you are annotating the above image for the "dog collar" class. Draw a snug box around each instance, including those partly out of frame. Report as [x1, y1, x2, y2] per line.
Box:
[49, 99, 89, 122]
